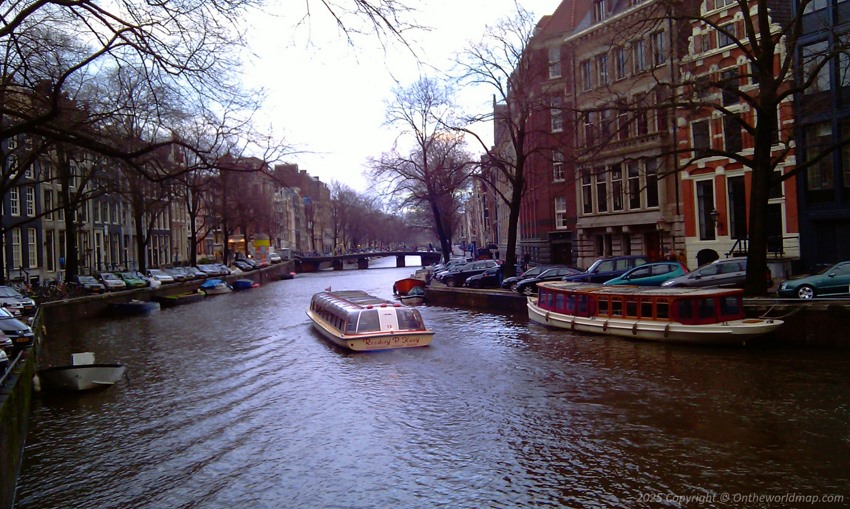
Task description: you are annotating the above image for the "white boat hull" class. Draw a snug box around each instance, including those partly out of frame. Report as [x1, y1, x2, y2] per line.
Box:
[307, 310, 433, 351]
[38, 364, 127, 392]
[528, 298, 782, 345]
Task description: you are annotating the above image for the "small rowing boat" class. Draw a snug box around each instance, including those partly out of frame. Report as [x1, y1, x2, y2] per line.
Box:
[307, 290, 434, 351]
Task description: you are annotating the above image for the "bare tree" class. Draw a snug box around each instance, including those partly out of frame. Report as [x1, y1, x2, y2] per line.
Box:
[370, 77, 474, 262]
[453, 5, 558, 278]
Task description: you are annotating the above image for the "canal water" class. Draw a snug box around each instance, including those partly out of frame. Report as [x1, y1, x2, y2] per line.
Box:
[15, 257, 850, 508]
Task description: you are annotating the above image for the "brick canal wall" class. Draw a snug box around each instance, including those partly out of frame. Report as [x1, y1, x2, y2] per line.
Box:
[424, 286, 850, 349]
[0, 351, 35, 509]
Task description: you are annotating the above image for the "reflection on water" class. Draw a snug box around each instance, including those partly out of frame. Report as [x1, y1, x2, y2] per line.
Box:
[15, 258, 850, 508]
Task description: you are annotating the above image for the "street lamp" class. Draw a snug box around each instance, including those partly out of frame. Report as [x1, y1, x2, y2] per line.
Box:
[710, 209, 722, 229]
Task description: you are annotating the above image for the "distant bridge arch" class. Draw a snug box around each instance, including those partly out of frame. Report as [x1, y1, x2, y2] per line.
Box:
[293, 251, 441, 273]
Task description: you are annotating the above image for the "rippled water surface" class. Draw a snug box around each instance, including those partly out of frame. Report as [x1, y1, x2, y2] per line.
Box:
[15, 258, 850, 508]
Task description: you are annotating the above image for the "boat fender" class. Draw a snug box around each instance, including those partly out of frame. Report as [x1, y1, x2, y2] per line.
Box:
[602, 320, 608, 332]
[570, 318, 576, 331]
[632, 323, 638, 336]
[32, 374, 41, 393]
[664, 323, 671, 338]
[545, 311, 550, 323]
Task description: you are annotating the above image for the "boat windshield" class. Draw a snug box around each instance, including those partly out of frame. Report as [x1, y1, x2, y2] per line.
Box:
[396, 308, 425, 330]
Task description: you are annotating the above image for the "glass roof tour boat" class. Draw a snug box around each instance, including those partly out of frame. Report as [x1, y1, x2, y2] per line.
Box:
[527, 282, 783, 346]
[307, 290, 434, 351]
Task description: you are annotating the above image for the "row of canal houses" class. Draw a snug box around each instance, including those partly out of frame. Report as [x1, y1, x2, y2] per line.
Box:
[0, 138, 333, 285]
[465, 0, 849, 277]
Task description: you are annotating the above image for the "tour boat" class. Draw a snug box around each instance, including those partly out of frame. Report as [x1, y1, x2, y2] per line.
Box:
[527, 282, 783, 345]
[307, 290, 434, 351]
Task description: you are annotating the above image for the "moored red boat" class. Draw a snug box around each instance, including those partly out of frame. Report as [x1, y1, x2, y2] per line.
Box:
[527, 282, 783, 345]
[392, 277, 426, 296]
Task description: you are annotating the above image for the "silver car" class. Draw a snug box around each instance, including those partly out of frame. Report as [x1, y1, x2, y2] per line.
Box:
[661, 257, 749, 288]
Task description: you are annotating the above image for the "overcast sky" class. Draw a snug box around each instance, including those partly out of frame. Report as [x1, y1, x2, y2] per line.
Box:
[242, 1, 563, 191]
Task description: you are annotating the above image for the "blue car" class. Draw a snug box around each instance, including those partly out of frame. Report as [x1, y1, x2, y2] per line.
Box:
[777, 261, 850, 299]
[603, 261, 689, 286]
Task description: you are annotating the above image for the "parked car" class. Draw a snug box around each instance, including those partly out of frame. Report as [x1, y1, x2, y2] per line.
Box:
[147, 268, 176, 284]
[0, 306, 34, 350]
[117, 271, 148, 289]
[187, 266, 208, 279]
[777, 261, 850, 299]
[233, 259, 258, 272]
[516, 266, 584, 295]
[164, 268, 189, 282]
[437, 260, 499, 287]
[269, 252, 282, 264]
[69, 275, 106, 294]
[603, 261, 689, 286]
[0, 286, 37, 316]
[661, 257, 771, 289]
[562, 255, 650, 284]
[96, 272, 127, 291]
[501, 265, 554, 291]
[464, 266, 503, 289]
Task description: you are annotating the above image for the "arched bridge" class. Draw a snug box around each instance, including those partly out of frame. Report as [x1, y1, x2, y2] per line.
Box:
[293, 251, 442, 273]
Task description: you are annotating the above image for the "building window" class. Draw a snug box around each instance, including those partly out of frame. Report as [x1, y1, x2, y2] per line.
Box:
[692, 119, 711, 157]
[728, 176, 748, 239]
[581, 169, 593, 214]
[554, 196, 568, 228]
[593, 0, 607, 22]
[628, 161, 641, 209]
[11, 229, 22, 269]
[548, 46, 561, 79]
[717, 22, 737, 49]
[802, 41, 831, 95]
[615, 47, 627, 80]
[27, 228, 37, 268]
[652, 31, 666, 66]
[634, 94, 648, 136]
[550, 97, 564, 132]
[597, 54, 609, 86]
[46, 231, 55, 272]
[617, 106, 630, 140]
[582, 110, 595, 146]
[581, 60, 593, 90]
[804, 123, 834, 197]
[720, 68, 739, 105]
[612, 164, 624, 211]
[713, 0, 736, 9]
[645, 159, 659, 208]
[633, 39, 646, 73]
[843, 121, 850, 189]
[24, 187, 35, 217]
[44, 191, 53, 220]
[553, 151, 565, 181]
[10, 188, 19, 216]
[696, 180, 716, 241]
[724, 115, 743, 153]
[596, 167, 608, 213]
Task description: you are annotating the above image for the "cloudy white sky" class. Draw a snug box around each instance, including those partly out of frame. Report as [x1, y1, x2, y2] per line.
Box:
[241, 0, 563, 191]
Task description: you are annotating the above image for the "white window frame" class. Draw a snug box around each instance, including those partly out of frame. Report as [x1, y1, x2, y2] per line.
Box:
[554, 196, 568, 228]
[548, 47, 561, 79]
[550, 97, 564, 132]
[25, 187, 35, 216]
[27, 228, 37, 268]
[11, 229, 22, 269]
[553, 151, 565, 182]
[10, 188, 20, 216]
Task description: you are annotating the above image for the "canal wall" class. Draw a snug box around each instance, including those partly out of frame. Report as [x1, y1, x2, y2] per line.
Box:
[424, 286, 850, 349]
[39, 262, 295, 326]
[0, 351, 35, 509]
